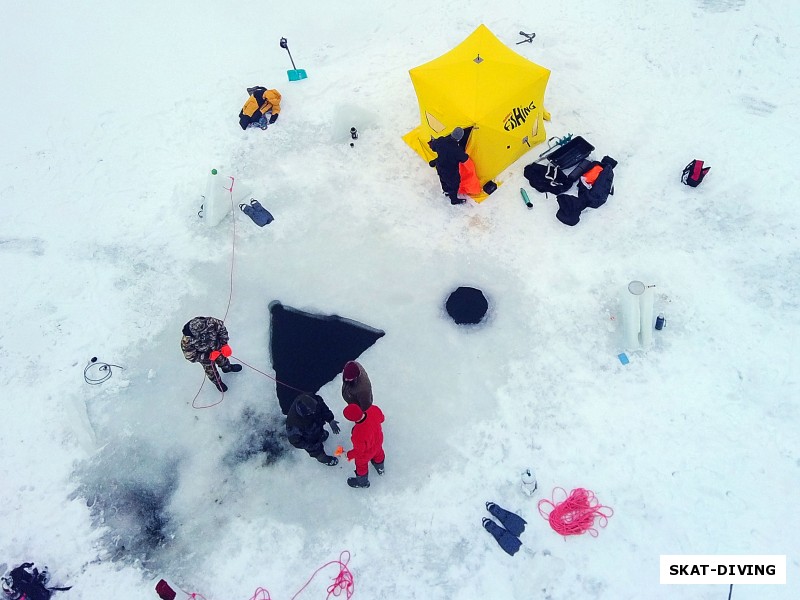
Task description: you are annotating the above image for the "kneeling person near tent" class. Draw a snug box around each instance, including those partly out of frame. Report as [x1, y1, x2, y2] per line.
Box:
[343, 403, 385, 488]
[286, 394, 341, 466]
[428, 127, 469, 205]
[181, 316, 242, 392]
[239, 86, 282, 130]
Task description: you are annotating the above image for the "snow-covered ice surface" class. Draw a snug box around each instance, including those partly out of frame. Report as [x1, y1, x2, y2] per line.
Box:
[1, 0, 799, 598]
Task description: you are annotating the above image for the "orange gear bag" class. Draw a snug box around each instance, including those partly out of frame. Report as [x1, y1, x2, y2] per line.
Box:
[458, 157, 482, 196]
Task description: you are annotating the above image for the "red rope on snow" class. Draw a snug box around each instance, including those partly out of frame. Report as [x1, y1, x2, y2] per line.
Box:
[537, 487, 614, 537]
[191, 178, 237, 409]
[176, 551, 353, 600]
[222, 175, 236, 322]
[290, 551, 354, 600]
[232, 355, 307, 395]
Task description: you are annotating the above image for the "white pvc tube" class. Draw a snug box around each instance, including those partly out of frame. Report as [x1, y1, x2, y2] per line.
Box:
[639, 287, 655, 347]
[623, 282, 642, 349]
[203, 169, 229, 227]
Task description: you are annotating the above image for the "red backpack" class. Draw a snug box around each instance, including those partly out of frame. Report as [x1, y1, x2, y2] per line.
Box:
[681, 159, 711, 187]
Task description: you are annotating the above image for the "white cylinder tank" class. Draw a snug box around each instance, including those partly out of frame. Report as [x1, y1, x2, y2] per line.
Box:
[623, 280, 655, 349]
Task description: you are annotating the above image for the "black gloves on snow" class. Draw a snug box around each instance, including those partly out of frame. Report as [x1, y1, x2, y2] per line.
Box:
[269, 113, 279, 124]
[329, 420, 341, 435]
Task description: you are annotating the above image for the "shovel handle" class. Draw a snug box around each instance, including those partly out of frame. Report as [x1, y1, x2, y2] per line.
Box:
[280, 37, 298, 69]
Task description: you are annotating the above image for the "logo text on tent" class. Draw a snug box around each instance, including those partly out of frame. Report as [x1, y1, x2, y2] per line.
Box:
[503, 101, 537, 131]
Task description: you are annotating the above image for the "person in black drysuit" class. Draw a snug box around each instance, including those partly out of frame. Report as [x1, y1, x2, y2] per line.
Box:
[428, 127, 469, 205]
[285, 393, 341, 466]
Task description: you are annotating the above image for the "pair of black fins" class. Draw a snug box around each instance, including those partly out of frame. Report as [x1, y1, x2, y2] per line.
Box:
[482, 502, 527, 556]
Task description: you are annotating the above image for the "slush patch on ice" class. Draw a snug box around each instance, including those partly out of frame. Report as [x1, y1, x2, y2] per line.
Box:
[71, 438, 179, 566]
[0, 237, 45, 256]
[223, 407, 288, 466]
[697, 0, 745, 11]
[740, 94, 777, 116]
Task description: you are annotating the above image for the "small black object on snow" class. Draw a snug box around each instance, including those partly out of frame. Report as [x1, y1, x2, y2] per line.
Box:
[446, 287, 488, 325]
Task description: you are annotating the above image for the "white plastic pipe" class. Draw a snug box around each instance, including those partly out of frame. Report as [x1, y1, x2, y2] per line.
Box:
[639, 286, 655, 347]
[203, 169, 230, 227]
[623, 281, 643, 348]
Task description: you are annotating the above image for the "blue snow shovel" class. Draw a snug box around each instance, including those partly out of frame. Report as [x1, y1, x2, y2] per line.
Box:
[280, 37, 307, 81]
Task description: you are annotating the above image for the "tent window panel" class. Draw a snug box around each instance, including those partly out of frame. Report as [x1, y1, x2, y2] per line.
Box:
[426, 112, 446, 133]
[531, 115, 539, 138]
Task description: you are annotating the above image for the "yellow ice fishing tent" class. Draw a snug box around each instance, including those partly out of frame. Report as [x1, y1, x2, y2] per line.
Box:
[403, 25, 551, 198]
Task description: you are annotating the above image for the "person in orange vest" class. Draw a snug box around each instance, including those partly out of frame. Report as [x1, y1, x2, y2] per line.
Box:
[239, 86, 282, 130]
[343, 403, 385, 488]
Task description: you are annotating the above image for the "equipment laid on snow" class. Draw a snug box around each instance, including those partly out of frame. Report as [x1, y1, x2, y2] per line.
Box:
[538, 487, 614, 537]
[577, 155, 617, 209]
[655, 313, 666, 330]
[155, 579, 177, 600]
[239, 198, 274, 227]
[486, 502, 527, 536]
[280, 37, 307, 81]
[516, 31, 536, 45]
[482, 502, 526, 556]
[539, 135, 595, 169]
[521, 468, 538, 495]
[523, 162, 574, 196]
[533, 133, 571, 162]
[200, 169, 233, 227]
[83, 356, 124, 385]
[681, 159, 710, 187]
[482, 518, 522, 556]
[622, 280, 655, 349]
[403, 25, 551, 201]
[520, 188, 533, 208]
[1, 563, 71, 600]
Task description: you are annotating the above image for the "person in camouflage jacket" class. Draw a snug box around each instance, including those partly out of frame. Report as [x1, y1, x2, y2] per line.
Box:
[181, 316, 242, 392]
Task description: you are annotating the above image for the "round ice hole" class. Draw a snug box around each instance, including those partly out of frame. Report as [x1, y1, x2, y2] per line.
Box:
[446, 287, 488, 325]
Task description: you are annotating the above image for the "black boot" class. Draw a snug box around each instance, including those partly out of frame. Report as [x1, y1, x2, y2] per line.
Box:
[221, 363, 242, 373]
[448, 193, 465, 205]
[347, 471, 370, 488]
[371, 459, 385, 475]
[213, 379, 228, 392]
[317, 454, 339, 466]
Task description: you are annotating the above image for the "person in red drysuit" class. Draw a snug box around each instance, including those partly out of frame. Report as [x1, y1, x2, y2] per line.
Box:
[343, 403, 385, 489]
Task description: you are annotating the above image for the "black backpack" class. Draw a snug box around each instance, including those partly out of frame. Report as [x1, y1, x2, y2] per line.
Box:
[681, 159, 710, 187]
[578, 155, 617, 209]
[523, 162, 574, 195]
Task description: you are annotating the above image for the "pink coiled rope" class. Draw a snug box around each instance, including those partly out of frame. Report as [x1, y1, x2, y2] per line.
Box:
[537, 487, 614, 537]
